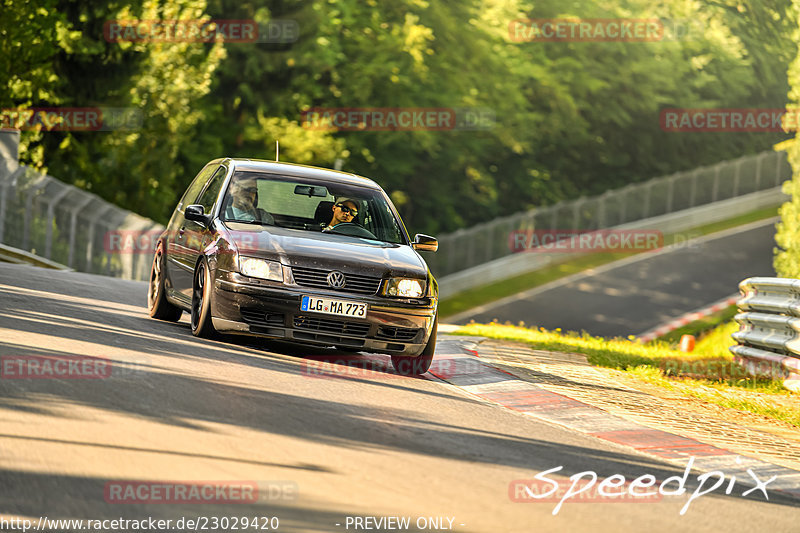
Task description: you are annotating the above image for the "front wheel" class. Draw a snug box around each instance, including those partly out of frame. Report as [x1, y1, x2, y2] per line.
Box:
[391, 316, 437, 376]
[191, 259, 217, 338]
[148, 245, 182, 322]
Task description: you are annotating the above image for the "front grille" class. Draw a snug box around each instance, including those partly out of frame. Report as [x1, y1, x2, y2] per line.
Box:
[291, 266, 381, 295]
[376, 326, 421, 342]
[294, 315, 370, 337]
[241, 309, 285, 328]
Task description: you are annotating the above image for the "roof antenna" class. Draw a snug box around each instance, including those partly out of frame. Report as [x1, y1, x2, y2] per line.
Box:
[275, 140, 279, 162]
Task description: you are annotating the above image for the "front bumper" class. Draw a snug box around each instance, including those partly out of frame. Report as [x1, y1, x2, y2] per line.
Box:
[210, 272, 437, 356]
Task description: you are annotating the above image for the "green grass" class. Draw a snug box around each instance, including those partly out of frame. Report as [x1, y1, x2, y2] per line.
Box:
[656, 304, 739, 344]
[452, 322, 800, 428]
[440, 206, 778, 319]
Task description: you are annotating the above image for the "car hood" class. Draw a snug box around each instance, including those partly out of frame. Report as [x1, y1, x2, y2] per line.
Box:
[222, 223, 428, 279]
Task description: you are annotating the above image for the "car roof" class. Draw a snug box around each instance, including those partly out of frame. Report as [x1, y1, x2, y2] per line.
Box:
[211, 158, 382, 190]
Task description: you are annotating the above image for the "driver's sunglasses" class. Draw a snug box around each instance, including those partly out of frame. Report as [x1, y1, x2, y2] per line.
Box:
[336, 203, 358, 216]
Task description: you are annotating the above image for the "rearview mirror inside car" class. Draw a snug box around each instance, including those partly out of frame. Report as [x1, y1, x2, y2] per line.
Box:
[294, 185, 329, 197]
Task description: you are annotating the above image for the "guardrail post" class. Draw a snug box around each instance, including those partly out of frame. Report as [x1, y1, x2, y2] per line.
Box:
[466, 226, 477, 269]
[618, 184, 632, 223]
[136, 222, 163, 281]
[597, 192, 608, 228]
[666, 175, 675, 213]
[642, 183, 653, 219]
[732, 160, 741, 197]
[446, 233, 457, 276]
[85, 205, 113, 273]
[571, 197, 585, 230]
[689, 169, 700, 207]
[44, 186, 72, 259]
[754, 152, 765, 191]
[22, 175, 48, 251]
[0, 168, 21, 243]
[711, 164, 721, 202]
[484, 221, 495, 262]
[0, 179, 7, 243]
[776, 151, 787, 187]
[67, 195, 95, 269]
[103, 212, 129, 277]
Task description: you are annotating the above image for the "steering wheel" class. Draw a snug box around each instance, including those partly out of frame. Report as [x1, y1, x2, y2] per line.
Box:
[327, 222, 377, 239]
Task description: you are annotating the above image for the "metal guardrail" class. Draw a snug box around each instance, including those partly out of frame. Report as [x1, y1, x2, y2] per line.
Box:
[0, 242, 72, 270]
[0, 130, 163, 280]
[439, 189, 786, 299]
[730, 277, 800, 392]
[428, 150, 791, 278]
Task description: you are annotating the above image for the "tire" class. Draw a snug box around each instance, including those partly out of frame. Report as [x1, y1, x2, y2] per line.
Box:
[391, 315, 437, 376]
[191, 258, 217, 338]
[147, 244, 183, 322]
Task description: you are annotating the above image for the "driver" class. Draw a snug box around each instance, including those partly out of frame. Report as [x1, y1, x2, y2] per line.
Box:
[323, 197, 359, 232]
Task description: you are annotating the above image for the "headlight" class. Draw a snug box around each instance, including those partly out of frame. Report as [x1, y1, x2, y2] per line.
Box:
[238, 257, 283, 282]
[383, 278, 425, 298]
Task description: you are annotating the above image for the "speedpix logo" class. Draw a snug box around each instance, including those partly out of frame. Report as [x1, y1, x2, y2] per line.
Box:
[510, 457, 776, 515]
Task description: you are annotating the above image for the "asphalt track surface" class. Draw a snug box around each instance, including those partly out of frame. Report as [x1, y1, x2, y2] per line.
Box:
[0, 262, 798, 532]
[451, 219, 777, 337]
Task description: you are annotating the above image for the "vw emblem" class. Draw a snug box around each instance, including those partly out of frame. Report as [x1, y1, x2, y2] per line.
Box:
[327, 271, 346, 288]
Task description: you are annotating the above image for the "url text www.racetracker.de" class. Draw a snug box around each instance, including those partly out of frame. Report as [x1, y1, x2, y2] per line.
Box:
[0, 516, 279, 532]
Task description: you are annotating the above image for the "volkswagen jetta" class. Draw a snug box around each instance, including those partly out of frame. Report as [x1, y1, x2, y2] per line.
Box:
[147, 158, 439, 375]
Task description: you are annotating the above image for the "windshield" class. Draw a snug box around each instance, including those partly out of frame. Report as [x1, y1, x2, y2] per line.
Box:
[220, 171, 408, 245]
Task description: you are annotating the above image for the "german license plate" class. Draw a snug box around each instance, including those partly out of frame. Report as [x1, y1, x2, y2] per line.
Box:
[301, 296, 367, 318]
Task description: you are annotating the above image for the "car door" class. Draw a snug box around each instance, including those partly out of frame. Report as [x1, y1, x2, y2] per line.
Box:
[179, 165, 229, 298]
[168, 163, 220, 301]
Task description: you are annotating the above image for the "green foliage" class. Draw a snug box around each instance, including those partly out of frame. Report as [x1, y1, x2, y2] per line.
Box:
[775, 1, 800, 278]
[3, 0, 798, 231]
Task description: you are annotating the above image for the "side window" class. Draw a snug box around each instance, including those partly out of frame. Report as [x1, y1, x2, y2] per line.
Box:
[179, 164, 218, 210]
[196, 167, 227, 214]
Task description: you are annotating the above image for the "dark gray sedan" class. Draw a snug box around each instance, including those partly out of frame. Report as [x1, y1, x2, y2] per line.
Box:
[147, 158, 439, 375]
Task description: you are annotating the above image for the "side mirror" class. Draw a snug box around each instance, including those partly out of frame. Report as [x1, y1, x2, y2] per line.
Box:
[412, 233, 438, 252]
[184, 204, 209, 226]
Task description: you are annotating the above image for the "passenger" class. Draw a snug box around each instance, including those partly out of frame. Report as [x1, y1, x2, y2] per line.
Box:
[225, 178, 274, 224]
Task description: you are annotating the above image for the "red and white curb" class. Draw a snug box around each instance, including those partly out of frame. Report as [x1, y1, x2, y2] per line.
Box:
[430, 337, 800, 499]
[637, 294, 740, 343]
